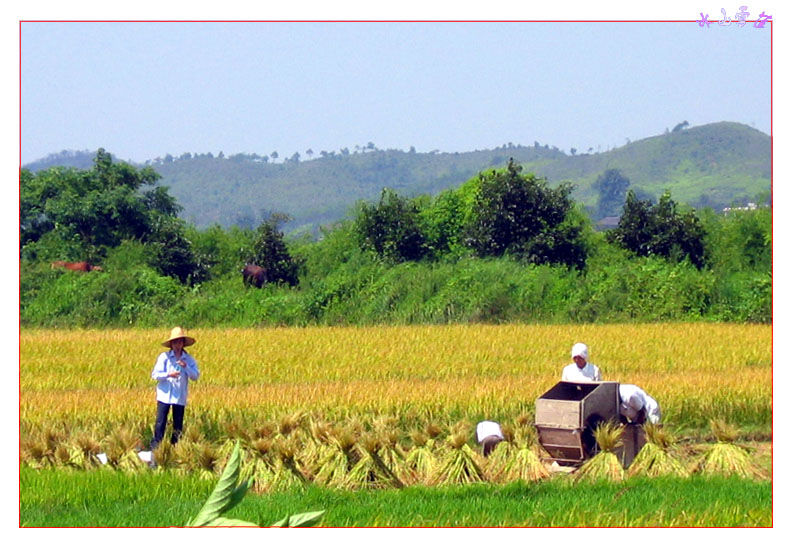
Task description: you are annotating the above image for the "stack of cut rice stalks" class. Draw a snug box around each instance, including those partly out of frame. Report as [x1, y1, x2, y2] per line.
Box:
[312, 424, 360, 488]
[574, 421, 624, 483]
[404, 430, 438, 485]
[690, 419, 767, 480]
[486, 425, 549, 483]
[627, 423, 688, 478]
[433, 422, 485, 485]
[346, 431, 406, 489]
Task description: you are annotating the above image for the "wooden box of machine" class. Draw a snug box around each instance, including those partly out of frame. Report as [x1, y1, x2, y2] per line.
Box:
[534, 381, 620, 464]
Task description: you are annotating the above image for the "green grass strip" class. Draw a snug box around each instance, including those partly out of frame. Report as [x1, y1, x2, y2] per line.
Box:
[21, 466, 771, 527]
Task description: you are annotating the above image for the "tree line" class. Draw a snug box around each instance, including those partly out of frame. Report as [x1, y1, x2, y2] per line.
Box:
[20, 151, 771, 326]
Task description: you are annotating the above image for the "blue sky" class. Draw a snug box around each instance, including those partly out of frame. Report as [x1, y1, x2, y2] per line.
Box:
[20, 19, 771, 164]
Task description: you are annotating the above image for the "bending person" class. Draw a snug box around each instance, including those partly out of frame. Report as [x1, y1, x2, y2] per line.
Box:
[619, 384, 661, 425]
[476, 420, 505, 457]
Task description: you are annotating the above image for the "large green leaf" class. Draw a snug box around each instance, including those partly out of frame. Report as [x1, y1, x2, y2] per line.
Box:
[201, 517, 258, 527]
[188, 442, 247, 526]
[185, 441, 324, 528]
[271, 510, 326, 527]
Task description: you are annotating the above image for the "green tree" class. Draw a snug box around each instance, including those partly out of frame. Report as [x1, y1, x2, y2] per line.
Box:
[463, 159, 588, 269]
[593, 168, 630, 219]
[355, 188, 427, 263]
[20, 148, 208, 283]
[249, 214, 300, 286]
[608, 190, 707, 268]
[420, 189, 466, 258]
[147, 214, 210, 284]
[21, 149, 163, 258]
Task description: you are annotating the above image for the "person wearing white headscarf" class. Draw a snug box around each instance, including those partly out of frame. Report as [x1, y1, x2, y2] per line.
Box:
[476, 420, 505, 457]
[619, 384, 661, 424]
[561, 342, 602, 382]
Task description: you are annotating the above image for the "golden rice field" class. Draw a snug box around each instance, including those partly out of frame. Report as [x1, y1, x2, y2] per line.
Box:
[21, 323, 771, 435]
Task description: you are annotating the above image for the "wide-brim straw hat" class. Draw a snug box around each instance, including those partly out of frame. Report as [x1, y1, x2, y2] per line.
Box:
[162, 326, 196, 348]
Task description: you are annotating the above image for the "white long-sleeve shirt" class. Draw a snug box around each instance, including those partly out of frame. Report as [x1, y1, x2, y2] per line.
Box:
[619, 384, 661, 424]
[561, 362, 602, 382]
[151, 349, 200, 406]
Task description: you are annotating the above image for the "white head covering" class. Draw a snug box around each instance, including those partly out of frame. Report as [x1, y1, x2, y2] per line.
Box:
[476, 421, 504, 443]
[571, 342, 589, 360]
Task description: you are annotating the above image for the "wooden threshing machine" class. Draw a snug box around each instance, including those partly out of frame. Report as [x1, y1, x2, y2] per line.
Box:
[535, 381, 645, 467]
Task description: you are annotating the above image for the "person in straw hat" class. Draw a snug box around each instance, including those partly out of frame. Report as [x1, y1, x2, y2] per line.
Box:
[561, 342, 602, 382]
[150, 327, 200, 448]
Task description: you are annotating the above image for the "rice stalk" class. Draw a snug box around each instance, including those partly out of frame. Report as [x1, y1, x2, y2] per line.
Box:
[500, 446, 550, 483]
[103, 427, 142, 470]
[574, 451, 624, 482]
[278, 411, 304, 437]
[313, 445, 351, 487]
[593, 421, 624, 453]
[264, 460, 307, 492]
[433, 437, 485, 485]
[345, 452, 394, 490]
[575, 422, 624, 483]
[628, 425, 688, 478]
[53, 443, 74, 468]
[690, 442, 766, 479]
[195, 442, 222, 479]
[72, 432, 103, 469]
[254, 421, 278, 439]
[344, 432, 405, 489]
[404, 438, 438, 485]
[425, 421, 444, 440]
[483, 439, 513, 482]
[710, 419, 739, 443]
[152, 440, 176, 469]
[272, 435, 309, 485]
[628, 442, 689, 478]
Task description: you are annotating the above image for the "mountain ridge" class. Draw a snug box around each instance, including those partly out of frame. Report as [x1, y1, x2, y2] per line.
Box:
[24, 121, 770, 233]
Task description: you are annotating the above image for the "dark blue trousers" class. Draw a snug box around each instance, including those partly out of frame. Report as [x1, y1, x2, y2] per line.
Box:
[151, 401, 185, 448]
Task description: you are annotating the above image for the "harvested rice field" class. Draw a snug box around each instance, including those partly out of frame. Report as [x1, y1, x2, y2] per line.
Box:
[19, 324, 772, 526]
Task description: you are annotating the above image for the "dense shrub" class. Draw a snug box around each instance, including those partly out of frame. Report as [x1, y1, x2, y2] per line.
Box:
[21, 260, 185, 327]
[607, 190, 707, 269]
[463, 160, 588, 269]
[248, 215, 301, 286]
[355, 189, 428, 263]
[18, 155, 771, 327]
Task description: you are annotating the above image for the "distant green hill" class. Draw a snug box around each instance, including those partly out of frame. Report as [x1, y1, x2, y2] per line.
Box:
[24, 121, 769, 233]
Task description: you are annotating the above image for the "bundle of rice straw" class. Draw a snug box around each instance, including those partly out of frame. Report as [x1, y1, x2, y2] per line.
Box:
[313, 425, 360, 487]
[264, 435, 308, 492]
[627, 423, 688, 478]
[433, 432, 485, 485]
[690, 420, 767, 479]
[345, 432, 405, 489]
[404, 430, 438, 485]
[494, 426, 549, 483]
[574, 421, 624, 483]
[241, 438, 277, 493]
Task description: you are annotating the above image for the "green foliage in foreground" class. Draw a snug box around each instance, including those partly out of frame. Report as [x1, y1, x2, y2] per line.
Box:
[185, 441, 324, 527]
[21, 466, 770, 527]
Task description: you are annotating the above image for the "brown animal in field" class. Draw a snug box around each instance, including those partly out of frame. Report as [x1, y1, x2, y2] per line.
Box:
[241, 264, 267, 288]
[51, 261, 103, 272]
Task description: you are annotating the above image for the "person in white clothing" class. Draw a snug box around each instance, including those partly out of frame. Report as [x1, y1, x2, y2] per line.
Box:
[476, 420, 505, 457]
[619, 384, 661, 425]
[150, 327, 200, 448]
[561, 342, 602, 382]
